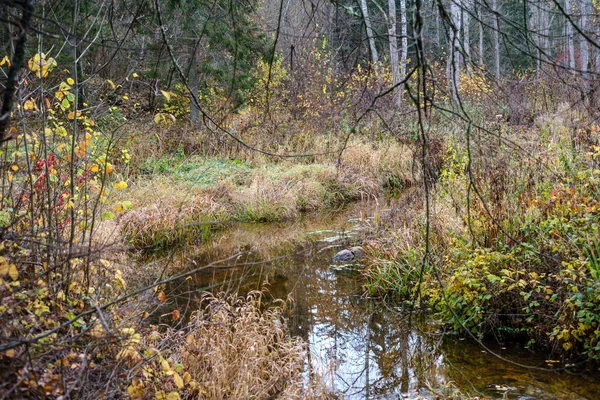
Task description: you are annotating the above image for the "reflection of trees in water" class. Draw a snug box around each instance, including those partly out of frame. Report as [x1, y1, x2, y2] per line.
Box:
[280, 249, 447, 398]
[366, 311, 447, 398]
[152, 236, 452, 398]
[440, 338, 600, 400]
[152, 212, 451, 398]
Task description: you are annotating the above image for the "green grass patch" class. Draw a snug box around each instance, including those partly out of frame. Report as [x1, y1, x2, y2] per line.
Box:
[140, 156, 253, 188]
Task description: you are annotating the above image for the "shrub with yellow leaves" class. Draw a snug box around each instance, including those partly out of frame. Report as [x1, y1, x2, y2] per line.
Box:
[0, 52, 136, 398]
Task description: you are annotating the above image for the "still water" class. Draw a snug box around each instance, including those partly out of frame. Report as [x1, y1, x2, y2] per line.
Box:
[150, 199, 600, 399]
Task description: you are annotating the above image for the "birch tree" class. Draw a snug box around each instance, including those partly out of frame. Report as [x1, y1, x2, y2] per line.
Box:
[463, 0, 472, 75]
[388, 0, 400, 105]
[477, 0, 484, 66]
[542, 0, 551, 65]
[579, 0, 590, 72]
[189, 48, 201, 125]
[579, 0, 592, 104]
[492, 0, 501, 79]
[399, 0, 407, 105]
[565, 0, 575, 70]
[449, 0, 462, 102]
[530, 0, 541, 75]
[360, 0, 379, 63]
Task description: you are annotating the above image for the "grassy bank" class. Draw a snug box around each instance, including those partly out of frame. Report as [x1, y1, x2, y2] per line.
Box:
[114, 140, 417, 249]
[363, 111, 600, 363]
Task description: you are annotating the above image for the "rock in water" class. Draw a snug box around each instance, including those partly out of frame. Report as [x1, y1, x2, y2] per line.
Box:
[332, 249, 354, 263]
[349, 246, 364, 258]
[332, 246, 364, 263]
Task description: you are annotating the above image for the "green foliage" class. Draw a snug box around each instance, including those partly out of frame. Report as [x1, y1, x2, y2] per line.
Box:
[365, 124, 600, 361]
[364, 246, 425, 301]
[140, 156, 252, 187]
[165, 0, 271, 109]
[428, 247, 525, 337]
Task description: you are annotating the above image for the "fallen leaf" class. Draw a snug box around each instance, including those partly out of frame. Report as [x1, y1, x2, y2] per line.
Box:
[8, 264, 18, 281]
[173, 372, 184, 389]
[166, 392, 180, 400]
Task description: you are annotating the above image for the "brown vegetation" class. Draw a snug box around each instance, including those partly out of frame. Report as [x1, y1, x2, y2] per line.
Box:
[127, 292, 329, 399]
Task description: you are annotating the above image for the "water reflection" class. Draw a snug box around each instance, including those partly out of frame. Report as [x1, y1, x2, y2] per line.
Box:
[149, 199, 600, 399]
[267, 245, 452, 399]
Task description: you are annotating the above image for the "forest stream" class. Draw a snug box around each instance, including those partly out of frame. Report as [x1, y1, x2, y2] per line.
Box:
[147, 198, 600, 400]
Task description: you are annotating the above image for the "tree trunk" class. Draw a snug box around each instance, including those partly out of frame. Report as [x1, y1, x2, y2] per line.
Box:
[596, 45, 600, 74]
[400, 0, 407, 99]
[448, 0, 461, 103]
[492, 0, 501, 80]
[530, 0, 541, 76]
[542, 1, 551, 63]
[0, 0, 33, 141]
[579, 0, 590, 72]
[566, 0, 575, 70]
[436, 2, 440, 46]
[388, 0, 400, 106]
[360, 0, 379, 64]
[478, 1, 484, 66]
[463, 0, 471, 76]
[580, 0, 591, 105]
[188, 55, 201, 125]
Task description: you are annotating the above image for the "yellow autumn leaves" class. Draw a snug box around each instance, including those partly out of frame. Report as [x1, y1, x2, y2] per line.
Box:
[0, 257, 18, 281]
[127, 353, 193, 400]
[72, 132, 92, 158]
[27, 53, 57, 78]
[113, 181, 128, 190]
[23, 98, 36, 111]
[0, 55, 10, 67]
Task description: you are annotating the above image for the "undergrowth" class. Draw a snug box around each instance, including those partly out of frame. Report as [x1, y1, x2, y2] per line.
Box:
[364, 114, 600, 363]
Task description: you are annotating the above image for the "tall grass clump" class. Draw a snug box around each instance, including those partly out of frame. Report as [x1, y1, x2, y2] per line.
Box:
[231, 172, 300, 222]
[364, 230, 426, 301]
[120, 200, 230, 249]
[127, 292, 329, 399]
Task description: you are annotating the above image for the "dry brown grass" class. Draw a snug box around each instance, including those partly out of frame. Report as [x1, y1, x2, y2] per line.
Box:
[119, 196, 230, 248]
[133, 292, 330, 399]
[112, 140, 419, 249]
[181, 292, 322, 399]
[341, 141, 418, 192]
[232, 171, 301, 222]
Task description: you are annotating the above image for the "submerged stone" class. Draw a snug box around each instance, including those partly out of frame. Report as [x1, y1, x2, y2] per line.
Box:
[332, 249, 354, 263]
[349, 246, 364, 258]
[332, 246, 364, 263]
